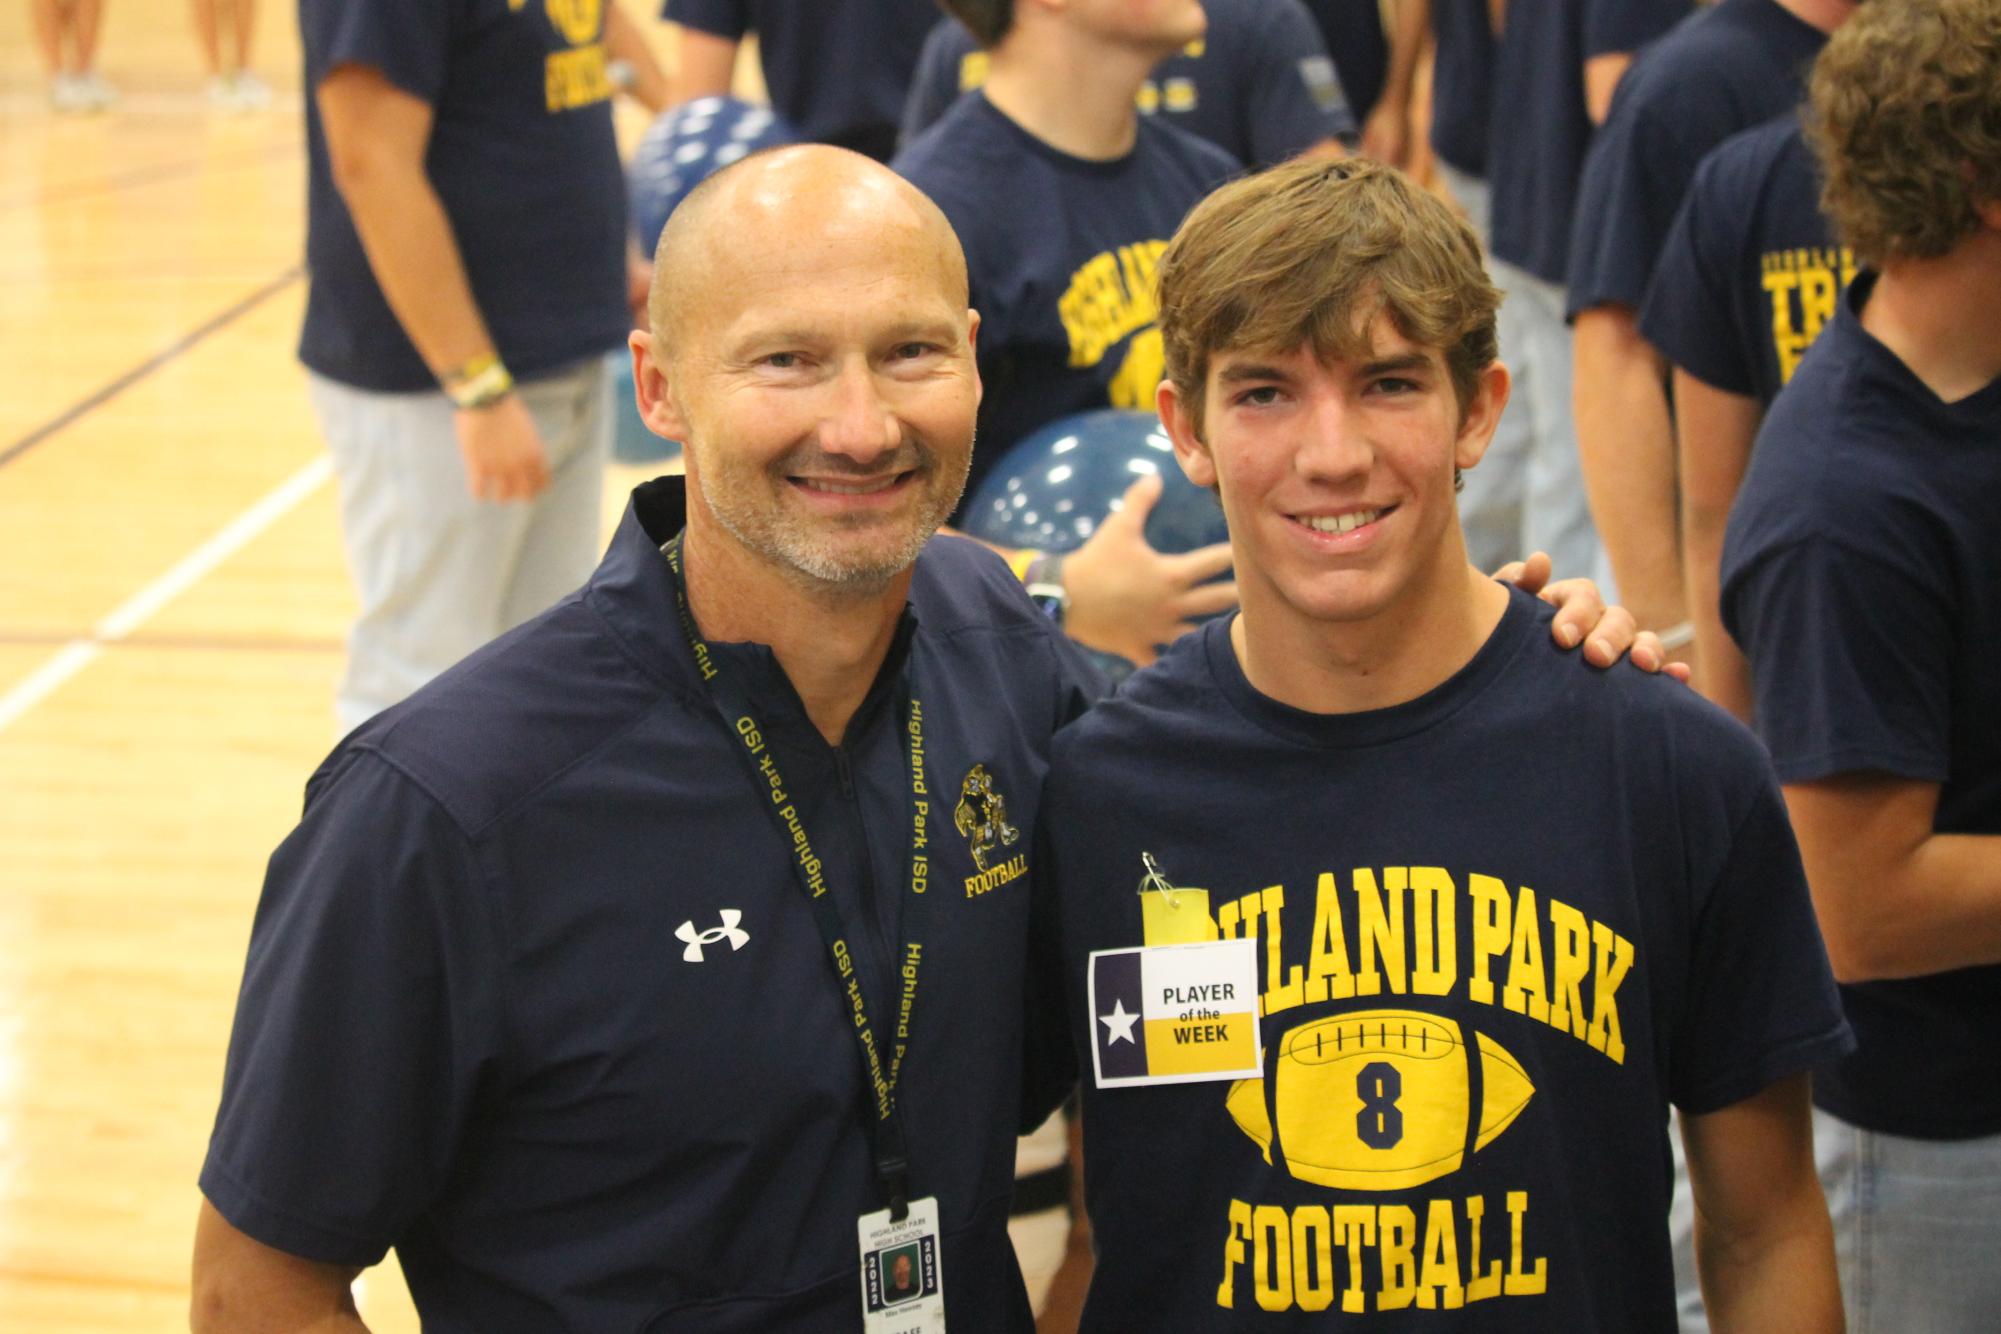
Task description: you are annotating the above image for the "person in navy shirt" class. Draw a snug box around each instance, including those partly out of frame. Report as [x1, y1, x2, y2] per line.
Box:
[893, 0, 1243, 670]
[899, 0, 1352, 167]
[1042, 155, 1847, 1329]
[1565, 0, 1853, 655]
[1641, 116, 1851, 722]
[1722, 4, 2001, 1324]
[663, 0, 938, 161]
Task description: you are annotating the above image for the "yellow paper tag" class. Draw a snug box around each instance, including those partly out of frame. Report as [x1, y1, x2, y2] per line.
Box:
[1141, 888, 1218, 946]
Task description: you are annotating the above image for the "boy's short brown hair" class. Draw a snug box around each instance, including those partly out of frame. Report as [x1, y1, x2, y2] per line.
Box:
[1157, 157, 1500, 434]
[1809, 0, 2001, 264]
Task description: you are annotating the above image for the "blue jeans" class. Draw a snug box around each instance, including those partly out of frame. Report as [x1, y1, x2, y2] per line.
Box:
[311, 358, 610, 732]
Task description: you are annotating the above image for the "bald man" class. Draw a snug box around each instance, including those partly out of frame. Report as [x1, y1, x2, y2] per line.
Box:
[191, 146, 1648, 1331]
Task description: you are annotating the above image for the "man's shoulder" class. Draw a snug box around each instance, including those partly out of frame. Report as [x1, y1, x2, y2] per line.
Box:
[339, 593, 680, 837]
[909, 534, 1053, 638]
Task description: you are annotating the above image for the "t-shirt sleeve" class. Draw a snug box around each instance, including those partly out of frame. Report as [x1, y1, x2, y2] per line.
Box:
[1582, 0, 1688, 60]
[1566, 89, 1701, 315]
[1725, 537, 1955, 785]
[1638, 148, 1758, 395]
[1670, 761, 1852, 1114]
[900, 21, 971, 152]
[298, 0, 452, 104]
[1244, 0, 1357, 164]
[198, 752, 505, 1266]
[663, 0, 750, 40]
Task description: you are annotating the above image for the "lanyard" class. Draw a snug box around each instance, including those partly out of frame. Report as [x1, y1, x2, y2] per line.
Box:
[663, 535, 931, 1220]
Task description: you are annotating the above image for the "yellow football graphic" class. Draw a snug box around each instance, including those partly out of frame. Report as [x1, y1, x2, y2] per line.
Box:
[1225, 1009, 1535, 1192]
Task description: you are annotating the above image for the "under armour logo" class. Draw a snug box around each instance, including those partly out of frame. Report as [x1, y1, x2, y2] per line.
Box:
[676, 909, 750, 962]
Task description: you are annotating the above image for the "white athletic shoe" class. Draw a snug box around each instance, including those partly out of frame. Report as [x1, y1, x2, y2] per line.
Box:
[78, 71, 119, 109]
[51, 73, 94, 114]
[229, 71, 273, 111]
[206, 75, 236, 108]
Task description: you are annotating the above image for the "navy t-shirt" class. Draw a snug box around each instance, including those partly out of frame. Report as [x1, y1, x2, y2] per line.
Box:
[1565, 0, 1827, 317]
[665, 0, 937, 161]
[1640, 116, 1852, 407]
[1042, 589, 1849, 1328]
[1300, 0, 1387, 121]
[1487, 0, 1688, 284]
[1428, 0, 1494, 177]
[893, 94, 1239, 513]
[297, 0, 629, 392]
[1722, 276, 2001, 1139]
[201, 478, 1104, 1328]
[899, 0, 1351, 168]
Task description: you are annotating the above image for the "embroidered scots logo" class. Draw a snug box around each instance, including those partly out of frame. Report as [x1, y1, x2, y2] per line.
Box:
[955, 765, 1027, 897]
[676, 909, 749, 962]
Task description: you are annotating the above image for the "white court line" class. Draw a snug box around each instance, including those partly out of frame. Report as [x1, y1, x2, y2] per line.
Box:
[0, 455, 333, 735]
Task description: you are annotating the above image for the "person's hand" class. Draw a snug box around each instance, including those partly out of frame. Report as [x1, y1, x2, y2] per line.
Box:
[1061, 474, 1237, 666]
[455, 395, 552, 502]
[1491, 551, 1688, 681]
[1360, 101, 1410, 168]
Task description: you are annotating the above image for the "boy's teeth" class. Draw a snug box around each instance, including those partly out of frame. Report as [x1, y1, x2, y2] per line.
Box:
[1304, 509, 1380, 535]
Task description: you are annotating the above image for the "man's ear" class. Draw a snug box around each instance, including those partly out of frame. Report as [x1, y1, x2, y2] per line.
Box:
[966, 307, 983, 410]
[629, 330, 691, 444]
[1158, 378, 1217, 490]
[1453, 361, 1512, 473]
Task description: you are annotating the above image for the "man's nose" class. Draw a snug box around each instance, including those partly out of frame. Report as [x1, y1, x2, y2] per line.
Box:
[818, 360, 902, 462]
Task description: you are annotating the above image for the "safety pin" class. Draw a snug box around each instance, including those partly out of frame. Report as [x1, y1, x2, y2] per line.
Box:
[1139, 850, 1182, 909]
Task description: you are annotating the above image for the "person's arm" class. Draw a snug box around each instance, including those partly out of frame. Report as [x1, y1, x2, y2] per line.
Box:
[1361, 0, 1428, 166]
[1784, 775, 2001, 982]
[1582, 50, 1632, 125]
[1680, 1075, 1842, 1333]
[604, 1, 670, 112]
[1674, 368, 1759, 720]
[665, 21, 738, 105]
[316, 65, 550, 502]
[1572, 303, 1687, 642]
[191, 1198, 369, 1333]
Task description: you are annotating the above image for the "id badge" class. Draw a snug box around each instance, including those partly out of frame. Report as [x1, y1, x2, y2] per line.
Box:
[1087, 938, 1263, 1088]
[858, 1194, 946, 1333]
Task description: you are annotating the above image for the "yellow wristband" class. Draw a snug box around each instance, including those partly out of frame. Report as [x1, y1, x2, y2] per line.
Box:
[445, 356, 514, 411]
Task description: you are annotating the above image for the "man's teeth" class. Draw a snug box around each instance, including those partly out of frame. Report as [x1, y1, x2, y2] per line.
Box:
[802, 476, 898, 495]
[1303, 509, 1381, 535]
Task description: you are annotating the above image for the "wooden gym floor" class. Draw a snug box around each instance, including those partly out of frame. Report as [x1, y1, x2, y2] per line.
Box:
[0, 5, 682, 1327]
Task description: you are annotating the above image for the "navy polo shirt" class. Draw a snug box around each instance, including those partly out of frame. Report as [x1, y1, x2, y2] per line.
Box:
[1486, 0, 1688, 285]
[297, 0, 629, 392]
[665, 0, 938, 161]
[1428, 0, 1494, 177]
[893, 93, 1239, 508]
[1640, 116, 1851, 407]
[1566, 0, 1827, 317]
[899, 0, 1351, 168]
[1723, 277, 2001, 1140]
[201, 478, 1102, 1328]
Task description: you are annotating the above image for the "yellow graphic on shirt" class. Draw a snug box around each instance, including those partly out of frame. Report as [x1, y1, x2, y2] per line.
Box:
[1130, 864, 1638, 1314]
[1059, 241, 1171, 409]
[543, 0, 610, 112]
[1760, 245, 1856, 384]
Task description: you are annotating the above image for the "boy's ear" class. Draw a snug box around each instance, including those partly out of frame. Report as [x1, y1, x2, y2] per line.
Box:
[1453, 361, 1512, 473]
[1158, 378, 1217, 490]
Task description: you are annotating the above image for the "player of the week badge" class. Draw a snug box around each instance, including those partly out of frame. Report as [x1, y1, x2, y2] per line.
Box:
[1089, 854, 1263, 1088]
[858, 1195, 944, 1333]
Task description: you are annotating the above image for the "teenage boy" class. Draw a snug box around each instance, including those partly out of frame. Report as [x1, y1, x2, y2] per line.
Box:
[1038, 157, 1851, 1329]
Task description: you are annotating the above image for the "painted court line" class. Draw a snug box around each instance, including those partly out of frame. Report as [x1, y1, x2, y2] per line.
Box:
[0, 455, 332, 735]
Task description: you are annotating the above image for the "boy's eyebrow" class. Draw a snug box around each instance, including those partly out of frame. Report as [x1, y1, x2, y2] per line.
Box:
[1357, 353, 1434, 377]
[1215, 361, 1292, 384]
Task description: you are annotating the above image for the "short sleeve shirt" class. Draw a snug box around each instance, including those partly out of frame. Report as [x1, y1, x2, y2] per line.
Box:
[1565, 0, 1827, 318]
[1044, 590, 1850, 1327]
[899, 0, 1351, 168]
[1428, 0, 1495, 177]
[1722, 276, 2001, 1138]
[666, 0, 938, 160]
[1299, 0, 1388, 120]
[297, 0, 629, 391]
[892, 94, 1240, 512]
[1639, 116, 1852, 406]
